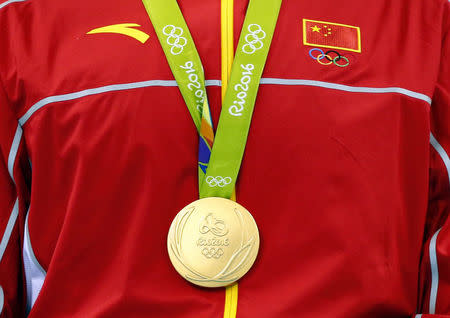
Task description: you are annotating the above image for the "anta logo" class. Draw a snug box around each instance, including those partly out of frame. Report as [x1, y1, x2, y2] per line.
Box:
[302, 18, 362, 68]
[87, 23, 150, 43]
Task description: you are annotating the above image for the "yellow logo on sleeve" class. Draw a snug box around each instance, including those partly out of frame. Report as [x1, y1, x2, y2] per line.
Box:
[87, 23, 150, 43]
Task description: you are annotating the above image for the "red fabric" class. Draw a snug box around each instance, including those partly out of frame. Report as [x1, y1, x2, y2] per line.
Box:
[0, 0, 449, 317]
[419, 2, 450, 316]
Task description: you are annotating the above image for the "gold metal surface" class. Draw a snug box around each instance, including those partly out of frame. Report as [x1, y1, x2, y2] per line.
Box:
[167, 197, 260, 288]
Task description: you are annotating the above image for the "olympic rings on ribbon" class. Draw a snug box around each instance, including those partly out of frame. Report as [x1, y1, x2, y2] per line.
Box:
[206, 176, 232, 188]
[308, 48, 350, 67]
[163, 25, 187, 55]
[242, 24, 266, 55]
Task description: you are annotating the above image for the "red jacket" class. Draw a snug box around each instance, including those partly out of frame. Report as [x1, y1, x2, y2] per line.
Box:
[0, 0, 449, 317]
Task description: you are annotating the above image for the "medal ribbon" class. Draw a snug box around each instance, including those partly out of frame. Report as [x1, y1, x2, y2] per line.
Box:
[142, 0, 282, 199]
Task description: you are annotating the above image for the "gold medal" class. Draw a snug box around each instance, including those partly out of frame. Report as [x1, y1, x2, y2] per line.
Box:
[167, 197, 260, 288]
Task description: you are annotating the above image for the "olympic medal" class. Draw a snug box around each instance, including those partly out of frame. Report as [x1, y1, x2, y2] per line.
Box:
[167, 197, 260, 288]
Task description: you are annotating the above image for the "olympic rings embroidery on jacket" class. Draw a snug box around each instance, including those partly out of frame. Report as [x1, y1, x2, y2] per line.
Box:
[242, 24, 266, 55]
[163, 25, 187, 55]
[206, 176, 232, 187]
[308, 48, 350, 67]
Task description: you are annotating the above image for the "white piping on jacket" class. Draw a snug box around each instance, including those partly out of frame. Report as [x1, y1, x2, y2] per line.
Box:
[0, 199, 19, 262]
[19, 78, 431, 125]
[0, 0, 27, 10]
[427, 132, 450, 314]
[7, 125, 22, 182]
[428, 228, 441, 314]
[0, 286, 3, 315]
[0, 125, 23, 262]
[0, 125, 23, 314]
[259, 78, 432, 104]
[431, 133, 450, 186]
[19, 80, 222, 125]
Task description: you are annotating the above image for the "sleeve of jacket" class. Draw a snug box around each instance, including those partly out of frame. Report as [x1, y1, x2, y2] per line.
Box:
[0, 77, 29, 316]
[416, 1, 450, 316]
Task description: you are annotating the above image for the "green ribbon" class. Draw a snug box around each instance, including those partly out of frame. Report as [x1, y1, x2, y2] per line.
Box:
[142, 0, 282, 199]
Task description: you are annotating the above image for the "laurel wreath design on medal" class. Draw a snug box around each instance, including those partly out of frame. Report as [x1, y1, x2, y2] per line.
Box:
[168, 206, 256, 284]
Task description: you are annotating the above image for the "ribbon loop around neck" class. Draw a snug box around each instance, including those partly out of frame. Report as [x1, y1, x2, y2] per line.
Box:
[142, 0, 283, 199]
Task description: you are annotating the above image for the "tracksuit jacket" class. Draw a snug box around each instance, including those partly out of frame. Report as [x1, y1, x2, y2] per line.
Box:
[0, 0, 450, 317]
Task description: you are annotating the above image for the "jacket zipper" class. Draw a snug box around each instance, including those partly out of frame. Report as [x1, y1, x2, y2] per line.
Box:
[221, 0, 239, 317]
[221, 0, 234, 100]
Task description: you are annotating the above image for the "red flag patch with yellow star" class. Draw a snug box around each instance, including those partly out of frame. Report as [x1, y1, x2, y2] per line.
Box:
[303, 19, 361, 53]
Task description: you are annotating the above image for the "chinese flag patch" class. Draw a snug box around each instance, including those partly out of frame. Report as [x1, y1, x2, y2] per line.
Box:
[303, 19, 361, 53]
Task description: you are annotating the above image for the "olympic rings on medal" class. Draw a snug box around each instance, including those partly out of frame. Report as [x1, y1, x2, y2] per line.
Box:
[206, 176, 232, 188]
[162, 25, 187, 55]
[308, 48, 350, 67]
[202, 247, 224, 259]
[242, 24, 266, 55]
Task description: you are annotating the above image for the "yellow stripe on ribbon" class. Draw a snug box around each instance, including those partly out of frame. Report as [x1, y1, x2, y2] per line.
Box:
[224, 282, 238, 318]
[221, 0, 239, 317]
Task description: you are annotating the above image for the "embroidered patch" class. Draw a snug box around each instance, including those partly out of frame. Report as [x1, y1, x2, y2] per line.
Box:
[308, 48, 351, 67]
[303, 19, 361, 53]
